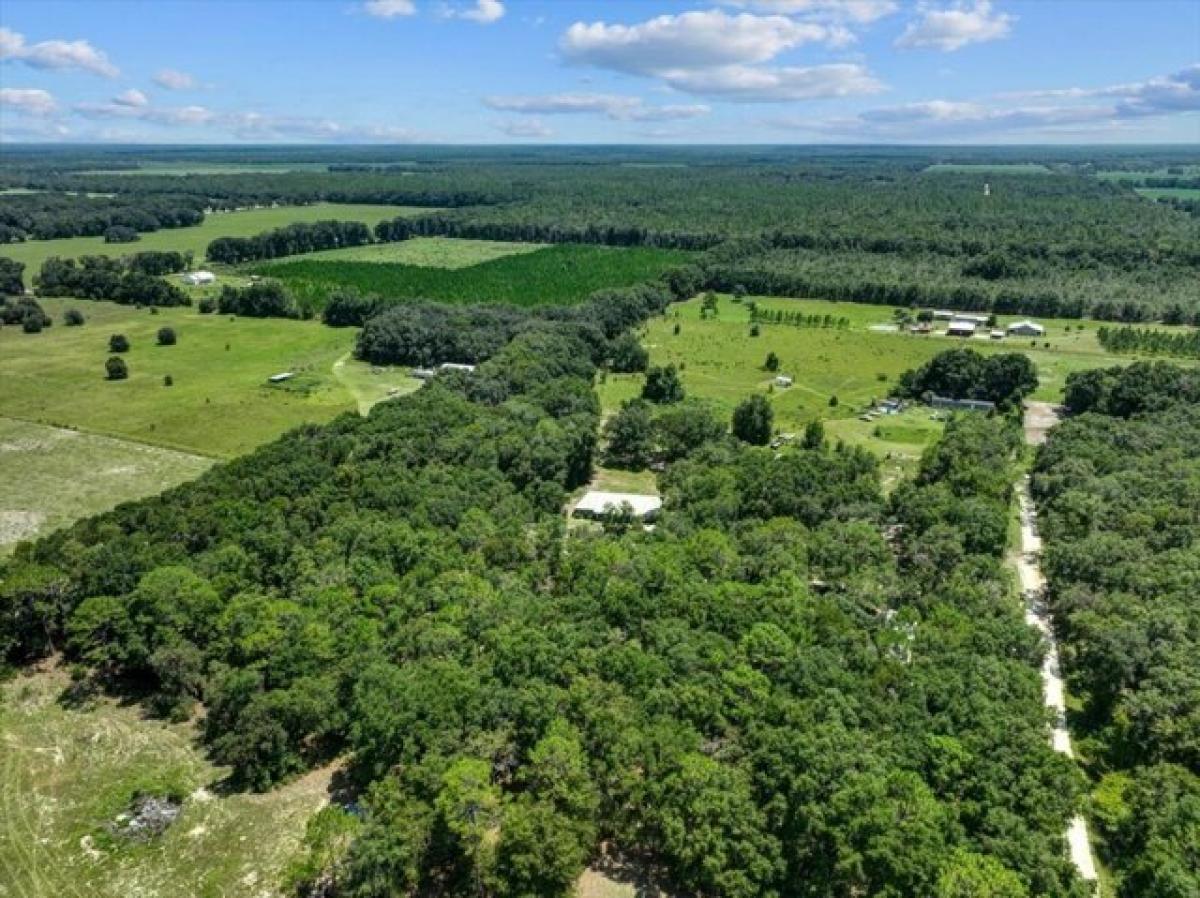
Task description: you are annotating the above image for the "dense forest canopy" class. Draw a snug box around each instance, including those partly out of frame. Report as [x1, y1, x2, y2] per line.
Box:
[1032, 365, 1200, 898]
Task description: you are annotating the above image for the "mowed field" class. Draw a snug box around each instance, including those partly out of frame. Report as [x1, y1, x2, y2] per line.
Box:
[0, 418, 212, 554]
[284, 236, 547, 267]
[0, 298, 364, 457]
[0, 666, 329, 898]
[0, 203, 430, 274]
[599, 294, 1198, 481]
[255, 243, 692, 309]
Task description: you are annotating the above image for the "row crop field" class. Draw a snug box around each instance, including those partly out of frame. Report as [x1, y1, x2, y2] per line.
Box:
[0, 203, 429, 274]
[254, 243, 692, 308]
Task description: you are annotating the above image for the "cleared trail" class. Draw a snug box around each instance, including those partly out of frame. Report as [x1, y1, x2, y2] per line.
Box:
[1015, 402, 1100, 887]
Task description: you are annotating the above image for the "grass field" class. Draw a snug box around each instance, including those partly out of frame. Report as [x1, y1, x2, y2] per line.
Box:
[599, 294, 1197, 482]
[1135, 186, 1200, 200]
[280, 236, 547, 267]
[0, 204, 429, 275]
[0, 665, 328, 898]
[75, 161, 342, 176]
[255, 244, 692, 309]
[0, 418, 212, 554]
[924, 163, 1054, 174]
[0, 298, 364, 457]
[1096, 166, 1200, 182]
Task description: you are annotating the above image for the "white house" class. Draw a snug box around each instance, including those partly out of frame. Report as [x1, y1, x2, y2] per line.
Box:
[1007, 319, 1046, 337]
[946, 319, 978, 338]
[573, 491, 662, 522]
[181, 270, 216, 286]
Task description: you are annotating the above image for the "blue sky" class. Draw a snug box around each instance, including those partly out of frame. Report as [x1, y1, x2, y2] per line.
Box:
[1, 0, 1197, 144]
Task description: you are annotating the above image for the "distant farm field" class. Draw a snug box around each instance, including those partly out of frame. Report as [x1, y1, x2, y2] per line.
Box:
[1136, 186, 1200, 200]
[600, 294, 1199, 482]
[0, 203, 430, 274]
[290, 236, 547, 267]
[923, 162, 1054, 174]
[0, 666, 327, 898]
[255, 243, 692, 309]
[0, 298, 362, 457]
[0, 417, 212, 553]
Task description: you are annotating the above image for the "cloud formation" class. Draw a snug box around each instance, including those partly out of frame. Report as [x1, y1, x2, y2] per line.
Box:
[559, 9, 882, 102]
[362, 0, 416, 19]
[0, 87, 58, 117]
[0, 27, 119, 77]
[896, 1, 1013, 51]
[153, 68, 197, 90]
[717, 0, 898, 23]
[495, 118, 553, 138]
[450, 0, 505, 23]
[484, 93, 709, 121]
[113, 88, 149, 108]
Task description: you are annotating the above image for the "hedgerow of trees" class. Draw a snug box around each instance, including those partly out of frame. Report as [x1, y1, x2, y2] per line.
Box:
[36, 255, 190, 307]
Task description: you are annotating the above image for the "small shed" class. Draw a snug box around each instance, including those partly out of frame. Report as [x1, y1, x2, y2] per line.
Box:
[181, 270, 216, 286]
[411, 367, 436, 380]
[990, 329, 1006, 340]
[573, 491, 662, 522]
[439, 363, 476, 374]
[1007, 319, 1045, 337]
[267, 372, 295, 384]
[774, 375, 793, 388]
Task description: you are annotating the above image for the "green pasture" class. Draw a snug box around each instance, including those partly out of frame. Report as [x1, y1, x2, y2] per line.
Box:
[0, 666, 328, 898]
[255, 244, 692, 309]
[0, 203, 429, 275]
[0, 297, 362, 457]
[0, 417, 212, 553]
[1135, 186, 1200, 200]
[280, 236, 547, 268]
[923, 163, 1053, 174]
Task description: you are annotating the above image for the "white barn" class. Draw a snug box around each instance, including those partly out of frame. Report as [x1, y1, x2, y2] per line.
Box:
[181, 270, 216, 286]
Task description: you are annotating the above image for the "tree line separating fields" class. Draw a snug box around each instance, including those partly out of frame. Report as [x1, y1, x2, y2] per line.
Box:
[1097, 324, 1200, 359]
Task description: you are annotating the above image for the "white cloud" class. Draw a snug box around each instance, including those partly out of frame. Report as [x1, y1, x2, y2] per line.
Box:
[896, 1, 1013, 52]
[562, 11, 849, 75]
[113, 88, 149, 108]
[363, 0, 417, 19]
[0, 87, 58, 117]
[717, 1, 898, 23]
[484, 92, 710, 121]
[558, 9, 880, 102]
[495, 118, 553, 138]
[452, 0, 505, 23]
[153, 68, 197, 90]
[75, 100, 217, 126]
[798, 65, 1200, 139]
[665, 63, 883, 101]
[0, 27, 119, 77]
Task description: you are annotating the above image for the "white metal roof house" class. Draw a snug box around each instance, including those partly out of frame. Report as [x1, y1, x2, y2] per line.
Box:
[181, 270, 216, 286]
[573, 491, 662, 522]
[1007, 319, 1046, 337]
[946, 319, 978, 337]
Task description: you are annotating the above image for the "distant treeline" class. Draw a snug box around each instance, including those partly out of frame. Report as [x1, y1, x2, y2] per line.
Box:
[36, 254, 190, 307]
[0, 192, 206, 243]
[1097, 325, 1200, 359]
[207, 220, 372, 264]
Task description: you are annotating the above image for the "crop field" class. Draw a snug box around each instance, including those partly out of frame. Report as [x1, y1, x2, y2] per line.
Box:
[255, 243, 692, 308]
[0, 203, 429, 274]
[0, 298, 364, 457]
[0, 418, 212, 554]
[0, 666, 328, 898]
[284, 236, 547, 267]
[598, 294, 1198, 481]
[1136, 186, 1200, 200]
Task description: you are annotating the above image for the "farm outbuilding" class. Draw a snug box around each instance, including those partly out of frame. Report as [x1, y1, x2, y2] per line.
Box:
[181, 270, 216, 286]
[946, 319, 978, 338]
[931, 396, 995, 413]
[1007, 319, 1046, 337]
[774, 375, 794, 387]
[573, 491, 662, 522]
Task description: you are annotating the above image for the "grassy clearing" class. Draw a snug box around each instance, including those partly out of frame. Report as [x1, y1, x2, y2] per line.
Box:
[0, 204, 429, 274]
[924, 163, 1054, 174]
[1135, 186, 1200, 200]
[0, 418, 211, 554]
[1096, 166, 1200, 182]
[331, 354, 422, 415]
[0, 665, 328, 898]
[600, 294, 1196, 482]
[283, 236, 547, 268]
[256, 244, 692, 309]
[0, 298, 360, 457]
[75, 162, 339, 176]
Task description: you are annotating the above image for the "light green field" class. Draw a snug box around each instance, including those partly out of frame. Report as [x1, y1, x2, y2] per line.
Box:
[0, 298, 365, 457]
[75, 161, 339, 176]
[924, 163, 1053, 174]
[1096, 166, 1200, 182]
[0, 203, 429, 274]
[0, 418, 212, 553]
[1135, 186, 1200, 200]
[290, 236, 548, 268]
[331, 353, 422, 415]
[0, 666, 329, 898]
[600, 295, 1196, 482]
